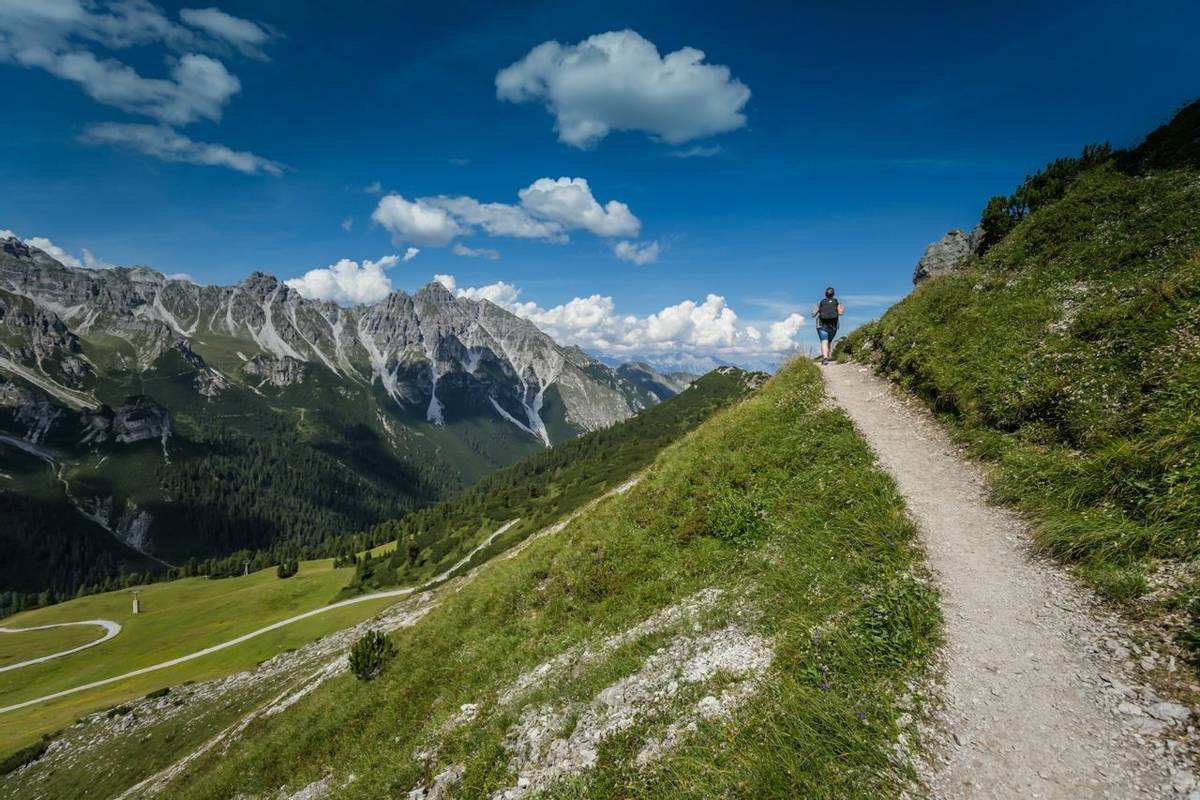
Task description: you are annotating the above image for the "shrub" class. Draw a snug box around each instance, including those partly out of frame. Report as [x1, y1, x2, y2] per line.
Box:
[276, 559, 299, 579]
[144, 687, 170, 700]
[349, 629, 396, 681]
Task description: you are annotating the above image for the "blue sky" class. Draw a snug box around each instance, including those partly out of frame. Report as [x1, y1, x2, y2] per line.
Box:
[1, 0, 1197, 367]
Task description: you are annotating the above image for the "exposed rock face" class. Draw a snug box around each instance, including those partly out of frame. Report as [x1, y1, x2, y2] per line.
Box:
[242, 354, 306, 387]
[112, 397, 172, 444]
[0, 236, 654, 445]
[913, 225, 984, 284]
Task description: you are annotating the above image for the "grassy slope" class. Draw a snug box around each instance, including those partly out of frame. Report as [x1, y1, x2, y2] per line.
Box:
[0, 558, 397, 754]
[0, 625, 101, 668]
[160, 359, 939, 800]
[348, 368, 762, 596]
[840, 146, 1200, 645]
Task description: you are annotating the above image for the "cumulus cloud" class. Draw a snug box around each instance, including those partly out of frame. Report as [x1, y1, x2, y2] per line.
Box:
[6, 230, 115, 269]
[286, 254, 400, 306]
[340, 217, 353, 232]
[613, 240, 660, 266]
[426, 195, 565, 241]
[496, 30, 750, 148]
[402, 247, 419, 261]
[452, 243, 500, 260]
[517, 177, 639, 237]
[372, 177, 639, 248]
[434, 274, 805, 366]
[179, 7, 271, 59]
[371, 194, 463, 247]
[80, 122, 283, 175]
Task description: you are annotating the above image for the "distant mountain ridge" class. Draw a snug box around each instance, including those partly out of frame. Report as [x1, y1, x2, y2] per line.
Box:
[0, 238, 655, 441]
[0, 237, 683, 600]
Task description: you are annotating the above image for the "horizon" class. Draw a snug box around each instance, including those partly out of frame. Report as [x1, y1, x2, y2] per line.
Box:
[1, 0, 1197, 369]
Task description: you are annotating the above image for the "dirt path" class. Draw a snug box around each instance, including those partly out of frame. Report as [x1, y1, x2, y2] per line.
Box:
[0, 620, 121, 673]
[0, 521, 519, 716]
[823, 363, 1197, 799]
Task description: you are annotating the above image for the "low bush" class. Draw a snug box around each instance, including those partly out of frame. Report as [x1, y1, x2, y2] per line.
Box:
[349, 629, 397, 682]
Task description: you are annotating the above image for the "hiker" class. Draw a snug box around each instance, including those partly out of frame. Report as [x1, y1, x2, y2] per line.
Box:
[812, 287, 844, 366]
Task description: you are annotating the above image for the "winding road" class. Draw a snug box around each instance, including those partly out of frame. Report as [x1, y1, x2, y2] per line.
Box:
[0, 620, 122, 673]
[0, 520, 519, 716]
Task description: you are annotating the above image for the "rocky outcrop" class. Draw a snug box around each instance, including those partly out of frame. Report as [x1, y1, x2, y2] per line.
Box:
[913, 225, 984, 284]
[112, 397, 172, 444]
[0, 380, 62, 443]
[242, 354, 306, 387]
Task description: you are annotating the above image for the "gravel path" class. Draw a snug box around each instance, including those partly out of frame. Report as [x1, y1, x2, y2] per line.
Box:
[823, 363, 1198, 799]
[0, 620, 121, 673]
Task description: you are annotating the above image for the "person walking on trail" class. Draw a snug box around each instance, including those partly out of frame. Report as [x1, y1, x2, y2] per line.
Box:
[812, 287, 844, 366]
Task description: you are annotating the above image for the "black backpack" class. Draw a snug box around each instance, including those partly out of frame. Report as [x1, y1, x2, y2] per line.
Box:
[818, 297, 839, 322]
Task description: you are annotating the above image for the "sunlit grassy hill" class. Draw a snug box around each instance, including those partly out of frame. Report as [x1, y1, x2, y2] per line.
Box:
[841, 99, 1200, 648]
[27, 357, 940, 800]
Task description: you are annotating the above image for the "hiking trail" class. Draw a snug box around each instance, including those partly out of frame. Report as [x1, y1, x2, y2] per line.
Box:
[823, 362, 1198, 799]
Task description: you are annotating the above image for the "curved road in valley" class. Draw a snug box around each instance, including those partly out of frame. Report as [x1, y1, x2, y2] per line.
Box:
[0, 620, 122, 673]
[0, 520, 519, 715]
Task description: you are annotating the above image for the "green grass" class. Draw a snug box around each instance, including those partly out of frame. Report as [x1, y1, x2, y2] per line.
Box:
[839, 143, 1200, 647]
[136, 358, 940, 800]
[347, 368, 763, 596]
[0, 624, 104, 668]
[0, 557, 395, 755]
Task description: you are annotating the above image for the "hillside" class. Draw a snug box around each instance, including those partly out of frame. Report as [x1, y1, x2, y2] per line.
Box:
[841, 100, 1200, 650]
[0, 243, 676, 605]
[0, 358, 939, 799]
[346, 366, 764, 595]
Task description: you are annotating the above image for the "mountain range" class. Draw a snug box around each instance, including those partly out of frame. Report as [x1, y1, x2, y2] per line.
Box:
[0, 237, 693, 599]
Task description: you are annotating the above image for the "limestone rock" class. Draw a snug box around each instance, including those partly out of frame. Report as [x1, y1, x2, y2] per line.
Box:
[913, 225, 984, 284]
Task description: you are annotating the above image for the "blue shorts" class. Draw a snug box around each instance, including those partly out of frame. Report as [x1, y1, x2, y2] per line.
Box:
[817, 325, 837, 342]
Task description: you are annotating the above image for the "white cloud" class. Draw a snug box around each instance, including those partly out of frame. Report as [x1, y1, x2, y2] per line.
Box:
[8, 47, 240, 125]
[452, 243, 500, 260]
[0, 2, 280, 171]
[435, 274, 805, 366]
[340, 217, 353, 232]
[613, 239, 660, 265]
[517, 177, 639, 237]
[767, 314, 806, 350]
[8, 231, 115, 269]
[25, 236, 83, 268]
[364, 181, 382, 194]
[286, 254, 400, 306]
[371, 194, 463, 247]
[402, 247, 419, 261]
[167, 272, 196, 283]
[667, 145, 722, 159]
[371, 177, 638, 248]
[80, 122, 283, 175]
[496, 30, 750, 148]
[426, 195, 565, 241]
[179, 7, 270, 58]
